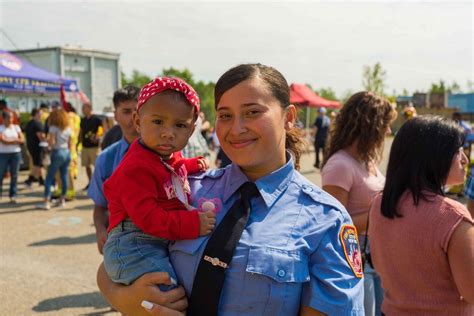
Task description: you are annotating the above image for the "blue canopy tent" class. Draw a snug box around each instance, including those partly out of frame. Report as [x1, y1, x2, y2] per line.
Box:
[0, 50, 78, 94]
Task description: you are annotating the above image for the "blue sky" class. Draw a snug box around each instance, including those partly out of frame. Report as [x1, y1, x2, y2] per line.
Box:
[1, 0, 473, 97]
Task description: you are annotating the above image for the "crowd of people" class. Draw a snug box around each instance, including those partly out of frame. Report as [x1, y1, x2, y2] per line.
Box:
[1, 62, 473, 315]
[0, 98, 98, 209]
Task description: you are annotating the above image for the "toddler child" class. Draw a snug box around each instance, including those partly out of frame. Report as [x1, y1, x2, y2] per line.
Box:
[103, 77, 216, 290]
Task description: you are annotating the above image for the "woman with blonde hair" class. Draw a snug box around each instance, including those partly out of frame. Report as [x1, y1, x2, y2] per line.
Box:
[321, 91, 397, 316]
[37, 109, 72, 210]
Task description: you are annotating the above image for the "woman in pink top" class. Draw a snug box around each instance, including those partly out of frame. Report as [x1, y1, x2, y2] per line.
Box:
[369, 115, 474, 315]
[321, 91, 396, 316]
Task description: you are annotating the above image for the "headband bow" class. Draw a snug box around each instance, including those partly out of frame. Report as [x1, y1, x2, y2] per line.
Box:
[137, 77, 200, 113]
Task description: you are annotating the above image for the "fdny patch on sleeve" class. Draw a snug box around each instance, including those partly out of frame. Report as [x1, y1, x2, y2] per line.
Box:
[339, 224, 363, 278]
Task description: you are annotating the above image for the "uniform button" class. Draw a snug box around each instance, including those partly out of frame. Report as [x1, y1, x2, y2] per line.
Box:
[302, 185, 313, 192]
[277, 269, 286, 277]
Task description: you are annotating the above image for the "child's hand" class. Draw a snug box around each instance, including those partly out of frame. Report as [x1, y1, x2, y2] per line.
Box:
[96, 228, 108, 255]
[198, 210, 216, 236]
[197, 157, 210, 171]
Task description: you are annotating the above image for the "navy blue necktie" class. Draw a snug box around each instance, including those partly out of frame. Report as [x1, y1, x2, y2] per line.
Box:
[187, 182, 260, 316]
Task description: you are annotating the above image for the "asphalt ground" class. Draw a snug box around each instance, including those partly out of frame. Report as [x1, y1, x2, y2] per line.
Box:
[1, 159, 118, 315]
[0, 138, 465, 315]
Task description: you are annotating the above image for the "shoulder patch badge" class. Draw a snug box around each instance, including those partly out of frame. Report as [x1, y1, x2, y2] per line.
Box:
[339, 224, 363, 278]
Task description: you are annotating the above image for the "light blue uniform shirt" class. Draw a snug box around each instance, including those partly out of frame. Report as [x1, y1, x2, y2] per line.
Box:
[170, 155, 364, 315]
[88, 137, 129, 207]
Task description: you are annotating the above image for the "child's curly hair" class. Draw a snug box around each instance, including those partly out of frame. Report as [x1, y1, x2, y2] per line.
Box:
[322, 91, 397, 168]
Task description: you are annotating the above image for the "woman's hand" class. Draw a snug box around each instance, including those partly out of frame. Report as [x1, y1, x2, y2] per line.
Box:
[141, 300, 186, 315]
[97, 262, 188, 315]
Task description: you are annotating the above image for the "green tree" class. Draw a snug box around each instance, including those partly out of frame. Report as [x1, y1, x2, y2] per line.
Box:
[430, 80, 446, 93]
[160, 67, 216, 124]
[362, 62, 387, 95]
[120, 70, 128, 87]
[448, 81, 461, 94]
[162, 67, 195, 85]
[316, 87, 338, 101]
[340, 90, 354, 104]
[189, 80, 216, 124]
[122, 69, 152, 88]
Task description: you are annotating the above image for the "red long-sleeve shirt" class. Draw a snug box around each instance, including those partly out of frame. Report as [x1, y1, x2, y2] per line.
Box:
[104, 140, 202, 240]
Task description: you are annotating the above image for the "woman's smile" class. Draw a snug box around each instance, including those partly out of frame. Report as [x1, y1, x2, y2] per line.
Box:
[227, 137, 256, 148]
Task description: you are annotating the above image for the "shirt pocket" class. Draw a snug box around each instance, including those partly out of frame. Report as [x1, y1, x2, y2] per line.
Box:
[246, 246, 310, 283]
[242, 246, 310, 315]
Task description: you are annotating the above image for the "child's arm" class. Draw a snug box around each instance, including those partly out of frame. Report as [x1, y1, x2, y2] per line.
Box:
[182, 156, 209, 174]
[105, 166, 202, 240]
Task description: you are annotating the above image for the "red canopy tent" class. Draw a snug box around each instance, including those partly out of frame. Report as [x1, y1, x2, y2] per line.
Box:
[290, 83, 341, 109]
[289, 83, 341, 128]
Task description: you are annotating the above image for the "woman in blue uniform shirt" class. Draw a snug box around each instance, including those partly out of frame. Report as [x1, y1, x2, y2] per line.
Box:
[97, 63, 364, 315]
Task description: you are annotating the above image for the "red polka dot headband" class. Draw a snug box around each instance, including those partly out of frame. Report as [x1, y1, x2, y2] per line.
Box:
[137, 77, 200, 113]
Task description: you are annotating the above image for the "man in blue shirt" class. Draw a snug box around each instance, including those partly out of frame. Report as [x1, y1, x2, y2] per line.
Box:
[88, 86, 140, 254]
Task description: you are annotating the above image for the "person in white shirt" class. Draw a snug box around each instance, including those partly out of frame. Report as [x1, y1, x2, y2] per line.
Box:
[0, 110, 24, 203]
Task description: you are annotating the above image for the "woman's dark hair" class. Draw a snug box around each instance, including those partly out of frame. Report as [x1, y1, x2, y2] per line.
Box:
[214, 63, 305, 170]
[381, 115, 465, 218]
[323, 91, 396, 168]
[2, 110, 11, 120]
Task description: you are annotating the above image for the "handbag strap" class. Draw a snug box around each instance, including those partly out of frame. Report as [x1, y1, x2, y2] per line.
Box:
[362, 210, 370, 254]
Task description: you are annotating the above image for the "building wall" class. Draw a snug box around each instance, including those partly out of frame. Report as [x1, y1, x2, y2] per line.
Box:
[449, 93, 474, 113]
[14, 50, 60, 74]
[10, 47, 119, 114]
[93, 58, 118, 112]
[390, 106, 458, 133]
[64, 54, 92, 102]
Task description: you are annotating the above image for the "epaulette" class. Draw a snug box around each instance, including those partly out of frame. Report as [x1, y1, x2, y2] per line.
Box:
[299, 183, 346, 214]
